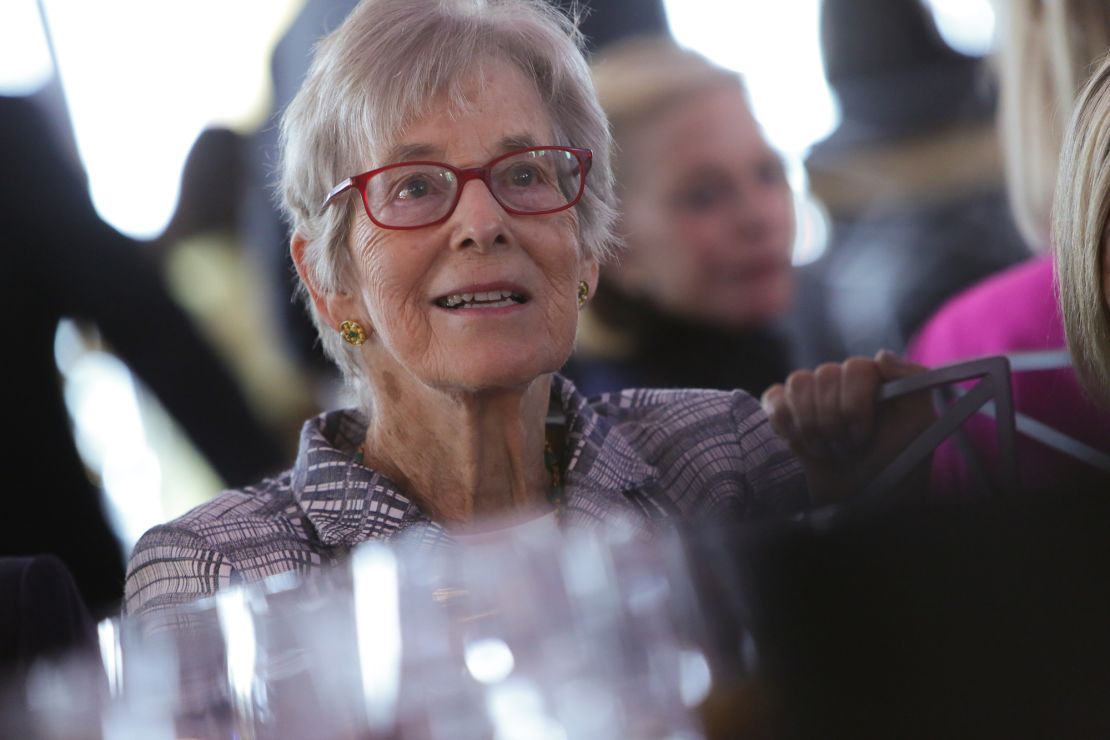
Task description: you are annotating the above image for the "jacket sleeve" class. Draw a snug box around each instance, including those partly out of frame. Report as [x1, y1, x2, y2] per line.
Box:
[730, 391, 810, 518]
[124, 524, 237, 618]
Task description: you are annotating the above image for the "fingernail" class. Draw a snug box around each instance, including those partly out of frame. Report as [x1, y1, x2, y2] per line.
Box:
[879, 350, 910, 369]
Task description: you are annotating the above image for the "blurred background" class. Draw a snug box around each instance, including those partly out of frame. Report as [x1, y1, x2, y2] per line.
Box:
[0, 0, 1021, 614]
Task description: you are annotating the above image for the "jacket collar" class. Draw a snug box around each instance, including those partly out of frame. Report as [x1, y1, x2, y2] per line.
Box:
[291, 374, 658, 547]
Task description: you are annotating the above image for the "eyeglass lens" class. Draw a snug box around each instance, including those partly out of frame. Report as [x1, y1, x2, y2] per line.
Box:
[364, 148, 583, 228]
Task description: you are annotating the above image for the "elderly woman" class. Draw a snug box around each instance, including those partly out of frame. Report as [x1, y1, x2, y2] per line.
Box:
[1054, 52, 1110, 406]
[124, 0, 922, 617]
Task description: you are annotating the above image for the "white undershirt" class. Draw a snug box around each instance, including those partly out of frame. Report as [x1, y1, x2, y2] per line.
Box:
[448, 509, 559, 544]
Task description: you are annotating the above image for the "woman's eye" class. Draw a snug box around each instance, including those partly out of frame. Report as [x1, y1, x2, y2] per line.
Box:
[756, 159, 786, 185]
[677, 183, 730, 211]
[508, 165, 540, 187]
[396, 177, 432, 200]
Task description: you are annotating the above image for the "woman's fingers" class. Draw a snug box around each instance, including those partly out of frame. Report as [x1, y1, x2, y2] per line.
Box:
[814, 363, 848, 453]
[762, 354, 907, 460]
[875, 348, 927, 380]
[761, 383, 792, 438]
[762, 381, 821, 459]
[785, 369, 826, 458]
[764, 352, 933, 503]
[839, 357, 882, 447]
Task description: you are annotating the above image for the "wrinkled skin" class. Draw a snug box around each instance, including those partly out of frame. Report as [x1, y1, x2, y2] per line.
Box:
[292, 58, 598, 525]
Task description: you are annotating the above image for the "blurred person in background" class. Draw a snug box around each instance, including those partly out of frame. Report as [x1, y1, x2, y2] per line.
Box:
[0, 91, 285, 617]
[1054, 52, 1110, 407]
[798, 0, 1028, 364]
[124, 0, 930, 618]
[563, 37, 796, 397]
[908, 0, 1110, 493]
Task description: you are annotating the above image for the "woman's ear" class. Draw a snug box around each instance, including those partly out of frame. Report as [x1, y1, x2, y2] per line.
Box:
[290, 232, 358, 330]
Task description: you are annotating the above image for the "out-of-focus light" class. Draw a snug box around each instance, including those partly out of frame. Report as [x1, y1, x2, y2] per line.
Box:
[98, 619, 124, 699]
[0, 1, 53, 95]
[216, 588, 266, 726]
[486, 679, 566, 740]
[465, 637, 516, 684]
[663, 0, 838, 158]
[57, 324, 163, 551]
[353, 544, 402, 731]
[39, 0, 302, 240]
[678, 649, 712, 707]
[793, 192, 830, 266]
[924, 0, 996, 57]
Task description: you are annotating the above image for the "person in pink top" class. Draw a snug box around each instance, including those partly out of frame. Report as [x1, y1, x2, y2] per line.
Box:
[909, 256, 1110, 492]
[909, 1, 1110, 493]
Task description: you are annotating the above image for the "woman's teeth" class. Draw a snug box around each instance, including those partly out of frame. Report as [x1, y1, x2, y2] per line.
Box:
[438, 290, 525, 309]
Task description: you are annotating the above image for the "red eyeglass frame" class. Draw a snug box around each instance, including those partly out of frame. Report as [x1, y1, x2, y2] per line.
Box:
[320, 146, 593, 230]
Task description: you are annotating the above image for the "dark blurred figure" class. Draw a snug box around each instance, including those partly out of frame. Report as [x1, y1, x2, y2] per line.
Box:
[162, 127, 318, 450]
[565, 37, 794, 396]
[686, 483, 1110, 739]
[0, 556, 95, 673]
[241, 0, 360, 391]
[796, 0, 1029, 363]
[0, 91, 285, 616]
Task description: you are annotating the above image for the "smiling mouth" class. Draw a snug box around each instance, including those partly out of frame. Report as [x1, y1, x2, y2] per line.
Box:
[435, 289, 528, 310]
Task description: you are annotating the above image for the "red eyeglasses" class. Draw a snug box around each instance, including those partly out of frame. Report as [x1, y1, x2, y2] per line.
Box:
[321, 146, 593, 230]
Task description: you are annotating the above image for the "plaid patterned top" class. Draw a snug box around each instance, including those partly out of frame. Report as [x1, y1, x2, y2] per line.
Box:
[124, 375, 806, 617]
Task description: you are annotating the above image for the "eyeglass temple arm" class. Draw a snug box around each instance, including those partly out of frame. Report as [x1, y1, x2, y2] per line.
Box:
[862, 356, 1017, 499]
[320, 178, 356, 214]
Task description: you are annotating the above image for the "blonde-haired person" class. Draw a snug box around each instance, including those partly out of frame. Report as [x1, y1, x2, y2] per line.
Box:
[124, 0, 926, 617]
[908, 0, 1110, 493]
[564, 37, 796, 397]
[998, 0, 1110, 248]
[1054, 52, 1110, 405]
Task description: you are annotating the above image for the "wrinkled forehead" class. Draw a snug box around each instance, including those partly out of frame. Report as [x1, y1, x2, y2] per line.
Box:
[363, 55, 560, 168]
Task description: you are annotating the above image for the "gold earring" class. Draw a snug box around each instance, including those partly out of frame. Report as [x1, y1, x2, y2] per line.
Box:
[340, 320, 367, 345]
[577, 281, 589, 308]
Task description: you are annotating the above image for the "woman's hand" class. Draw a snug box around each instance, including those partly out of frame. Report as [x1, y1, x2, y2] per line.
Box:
[760, 351, 934, 505]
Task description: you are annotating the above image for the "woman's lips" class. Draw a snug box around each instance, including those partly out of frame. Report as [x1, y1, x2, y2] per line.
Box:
[716, 259, 791, 282]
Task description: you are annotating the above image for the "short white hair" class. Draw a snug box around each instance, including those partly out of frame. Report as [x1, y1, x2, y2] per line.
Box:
[1053, 51, 1110, 404]
[278, 0, 618, 386]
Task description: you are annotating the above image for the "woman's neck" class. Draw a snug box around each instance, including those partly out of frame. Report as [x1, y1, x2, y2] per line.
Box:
[361, 372, 555, 525]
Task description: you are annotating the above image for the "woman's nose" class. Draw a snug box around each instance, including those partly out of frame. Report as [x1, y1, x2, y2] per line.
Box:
[733, 183, 788, 243]
[450, 179, 510, 251]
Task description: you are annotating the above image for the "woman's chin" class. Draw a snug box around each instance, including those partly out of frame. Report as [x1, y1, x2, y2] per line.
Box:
[434, 354, 563, 393]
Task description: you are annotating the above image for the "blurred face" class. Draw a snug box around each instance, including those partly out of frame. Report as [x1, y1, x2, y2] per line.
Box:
[329, 59, 598, 394]
[614, 84, 795, 329]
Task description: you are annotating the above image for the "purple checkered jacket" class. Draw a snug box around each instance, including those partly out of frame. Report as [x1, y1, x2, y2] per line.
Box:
[124, 375, 807, 616]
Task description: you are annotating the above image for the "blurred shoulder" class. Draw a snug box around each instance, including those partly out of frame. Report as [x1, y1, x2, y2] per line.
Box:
[124, 471, 324, 617]
[145, 470, 303, 547]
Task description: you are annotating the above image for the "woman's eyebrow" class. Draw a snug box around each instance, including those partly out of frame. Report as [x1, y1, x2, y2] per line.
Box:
[383, 142, 442, 163]
[498, 133, 537, 151]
